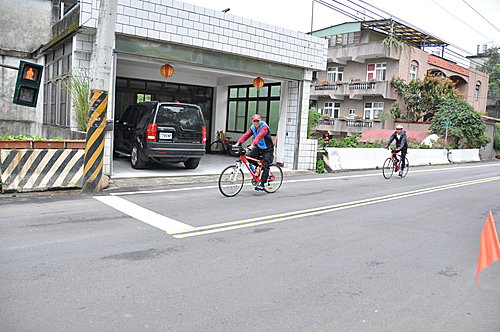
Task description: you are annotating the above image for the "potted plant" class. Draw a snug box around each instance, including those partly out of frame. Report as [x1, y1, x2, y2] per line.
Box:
[65, 140, 86, 149]
[0, 140, 32, 149]
[0, 133, 38, 149]
[33, 137, 65, 149]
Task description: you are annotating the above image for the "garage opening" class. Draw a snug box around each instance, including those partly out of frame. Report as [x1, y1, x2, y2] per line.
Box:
[114, 77, 214, 143]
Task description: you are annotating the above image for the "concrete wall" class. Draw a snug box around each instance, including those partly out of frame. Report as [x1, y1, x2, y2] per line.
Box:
[323, 147, 479, 171]
[0, 0, 52, 137]
[0, 0, 53, 53]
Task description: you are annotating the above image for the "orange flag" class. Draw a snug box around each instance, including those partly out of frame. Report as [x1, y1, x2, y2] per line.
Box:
[476, 211, 500, 287]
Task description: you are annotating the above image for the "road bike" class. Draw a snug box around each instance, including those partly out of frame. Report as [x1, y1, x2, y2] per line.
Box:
[210, 130, 232, 154]
[382, 148, 409, 179]
[218, 146, 283, 197]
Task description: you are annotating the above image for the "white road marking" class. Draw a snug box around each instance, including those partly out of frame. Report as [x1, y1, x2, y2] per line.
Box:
[110, 163, 500, 196]
[94, 196, 194, 234]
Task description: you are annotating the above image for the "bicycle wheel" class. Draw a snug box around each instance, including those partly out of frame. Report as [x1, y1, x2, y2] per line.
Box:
[210, 140, 224, 154]
[401, 158, 409, 178]
[218, 165, 244, 197]
[264, 164, 283, 193]
[382, 158, 394, 179]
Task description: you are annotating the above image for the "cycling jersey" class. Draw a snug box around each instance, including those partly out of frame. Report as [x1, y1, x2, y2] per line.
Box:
[238, 121, 274, 150]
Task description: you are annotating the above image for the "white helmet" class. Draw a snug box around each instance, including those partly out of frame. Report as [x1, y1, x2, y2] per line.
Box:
[395, 124, 403, 130]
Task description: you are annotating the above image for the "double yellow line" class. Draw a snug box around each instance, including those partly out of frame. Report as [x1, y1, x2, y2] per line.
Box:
[171, 176, 500, 239]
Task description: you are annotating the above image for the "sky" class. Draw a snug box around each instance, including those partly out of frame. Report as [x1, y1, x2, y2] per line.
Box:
[183, 0, 499, 57]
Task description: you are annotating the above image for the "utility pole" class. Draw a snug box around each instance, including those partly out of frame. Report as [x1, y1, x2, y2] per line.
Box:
[82, 0, 117, 192]
[310, 0, 315, 32]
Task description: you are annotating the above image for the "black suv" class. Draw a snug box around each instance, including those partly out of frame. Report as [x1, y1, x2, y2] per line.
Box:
[114, 102, 206, 169]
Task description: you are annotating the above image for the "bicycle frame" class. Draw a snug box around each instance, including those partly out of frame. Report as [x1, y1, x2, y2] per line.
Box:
[234, 153, 276, 183]
[391, 151, 402, 171]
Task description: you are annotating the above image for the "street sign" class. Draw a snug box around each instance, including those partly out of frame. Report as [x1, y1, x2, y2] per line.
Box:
[443, 121, 452, 126]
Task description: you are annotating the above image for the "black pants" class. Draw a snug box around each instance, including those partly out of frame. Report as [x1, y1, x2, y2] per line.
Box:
[399, 148, 407, 170]
[247, 147, 274, 184]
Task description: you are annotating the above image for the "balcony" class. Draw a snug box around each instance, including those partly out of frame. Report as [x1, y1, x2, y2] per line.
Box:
[311, 80, 394, 99]
[316, 117, 384, 134]
[327, 42, 399, 64]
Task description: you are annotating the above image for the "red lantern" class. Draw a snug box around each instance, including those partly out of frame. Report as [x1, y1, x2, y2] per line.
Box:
[253, 77, 264, 89]
[160, 64, 174, 78]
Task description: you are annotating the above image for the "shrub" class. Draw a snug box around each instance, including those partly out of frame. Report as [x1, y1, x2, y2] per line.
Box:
[316, 158, 325, 173]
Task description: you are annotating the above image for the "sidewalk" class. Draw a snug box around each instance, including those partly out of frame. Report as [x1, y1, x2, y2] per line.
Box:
[108, 153, 313, 190]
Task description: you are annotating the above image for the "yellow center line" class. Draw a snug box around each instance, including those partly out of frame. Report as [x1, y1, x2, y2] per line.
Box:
[172, 176, 500, 239]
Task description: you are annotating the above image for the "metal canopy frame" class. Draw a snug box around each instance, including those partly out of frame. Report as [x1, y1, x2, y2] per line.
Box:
[361, 19, 448, 48]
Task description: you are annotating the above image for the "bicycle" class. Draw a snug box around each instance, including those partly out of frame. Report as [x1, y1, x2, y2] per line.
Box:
[382, 148, 409, 179]
[210, 130, 232, 154]
[218, 146, 283, 197]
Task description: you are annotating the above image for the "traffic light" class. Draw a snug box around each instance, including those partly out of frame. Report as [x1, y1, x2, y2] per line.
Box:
[13, 61, 44, 107]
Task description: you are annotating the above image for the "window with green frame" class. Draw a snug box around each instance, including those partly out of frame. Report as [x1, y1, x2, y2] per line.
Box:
[226, 83, 281, 135]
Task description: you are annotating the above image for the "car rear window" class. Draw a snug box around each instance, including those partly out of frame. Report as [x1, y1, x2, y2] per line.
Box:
[155, 105, 204, 130]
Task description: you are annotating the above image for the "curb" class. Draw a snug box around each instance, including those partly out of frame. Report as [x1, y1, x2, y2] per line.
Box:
[106, 169, 315, 191]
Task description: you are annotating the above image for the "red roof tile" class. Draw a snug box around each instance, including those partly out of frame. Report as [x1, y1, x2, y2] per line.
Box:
[359, 129, 431, 143]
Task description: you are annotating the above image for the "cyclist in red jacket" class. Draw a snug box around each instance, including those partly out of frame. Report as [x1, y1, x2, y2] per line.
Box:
[234, 114, 274, 191]
[384, 124, 408, 177]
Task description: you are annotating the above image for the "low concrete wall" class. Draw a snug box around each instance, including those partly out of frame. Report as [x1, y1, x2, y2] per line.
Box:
[447, 149, 480, 163]
[0, 149, 84, 193]
[322, 148, 479, 171]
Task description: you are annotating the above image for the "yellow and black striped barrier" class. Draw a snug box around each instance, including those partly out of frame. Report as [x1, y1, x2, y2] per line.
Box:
[82, 89, 108, 192]
[0, 149, 84, 193]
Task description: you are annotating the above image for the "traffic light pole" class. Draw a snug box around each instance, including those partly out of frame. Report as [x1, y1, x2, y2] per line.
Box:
[0, 64, 19, 70]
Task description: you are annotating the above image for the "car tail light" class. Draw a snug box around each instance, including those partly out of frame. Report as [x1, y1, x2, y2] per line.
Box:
[201, 126, 206, 144]
[146, 123, 157, 142]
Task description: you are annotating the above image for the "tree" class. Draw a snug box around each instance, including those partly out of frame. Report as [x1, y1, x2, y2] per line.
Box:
[429, 98, 489, 148]
[477, 47, 500, 118]
[391, 75, 463, 121]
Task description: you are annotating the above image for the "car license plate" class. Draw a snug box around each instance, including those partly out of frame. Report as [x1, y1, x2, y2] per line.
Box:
[159, 132, 172, 140]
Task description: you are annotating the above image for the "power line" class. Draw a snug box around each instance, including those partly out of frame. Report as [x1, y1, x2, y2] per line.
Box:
[313, 0, 488, 68]
[430, 0, 493, 41]
[461, 0, 500, 32]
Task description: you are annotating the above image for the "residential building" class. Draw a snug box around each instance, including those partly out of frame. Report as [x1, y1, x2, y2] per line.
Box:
[1, 0, 328, 174]
[310, 20, 490, 137]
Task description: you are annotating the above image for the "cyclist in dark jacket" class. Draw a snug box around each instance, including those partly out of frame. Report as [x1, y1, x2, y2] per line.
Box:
[235, 114, 274, 191]
[384, 124, 408, 177]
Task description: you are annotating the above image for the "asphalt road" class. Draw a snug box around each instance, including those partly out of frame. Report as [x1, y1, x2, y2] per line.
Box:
[1, 161, 500, 331]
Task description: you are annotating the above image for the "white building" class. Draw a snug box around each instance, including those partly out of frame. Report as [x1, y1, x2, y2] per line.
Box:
[0, 0, 328, 174]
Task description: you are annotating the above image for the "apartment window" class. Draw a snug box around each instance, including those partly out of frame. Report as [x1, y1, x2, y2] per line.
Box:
[410, 61, 419, 80]
[327, 67, 344, 83]
[367, 63, 386, 81]
[364, 102, 384, 119]
[474, 82, 481, 101]
[227, 83, 280, 135]
[43, 40, 72, 127]
[348, 109, 356, 116]
[324, 102, 341, 118]
[330, 31, 361, 47]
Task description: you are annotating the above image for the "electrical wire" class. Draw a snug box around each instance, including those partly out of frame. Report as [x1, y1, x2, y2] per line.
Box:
[461, 0, 500, 32]
[312, 0, 487, 70]
[430, 0, 493, 41]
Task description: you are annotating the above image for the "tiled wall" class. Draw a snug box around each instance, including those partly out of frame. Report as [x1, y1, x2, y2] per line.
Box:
[284, 81, 318, 170]
[80, 0, 327, 71]
[73, 32, 95, 70]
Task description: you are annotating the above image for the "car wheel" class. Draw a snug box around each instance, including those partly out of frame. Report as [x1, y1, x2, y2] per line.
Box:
[130, 142, 147, 169]
[184, 158, 200, 169]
